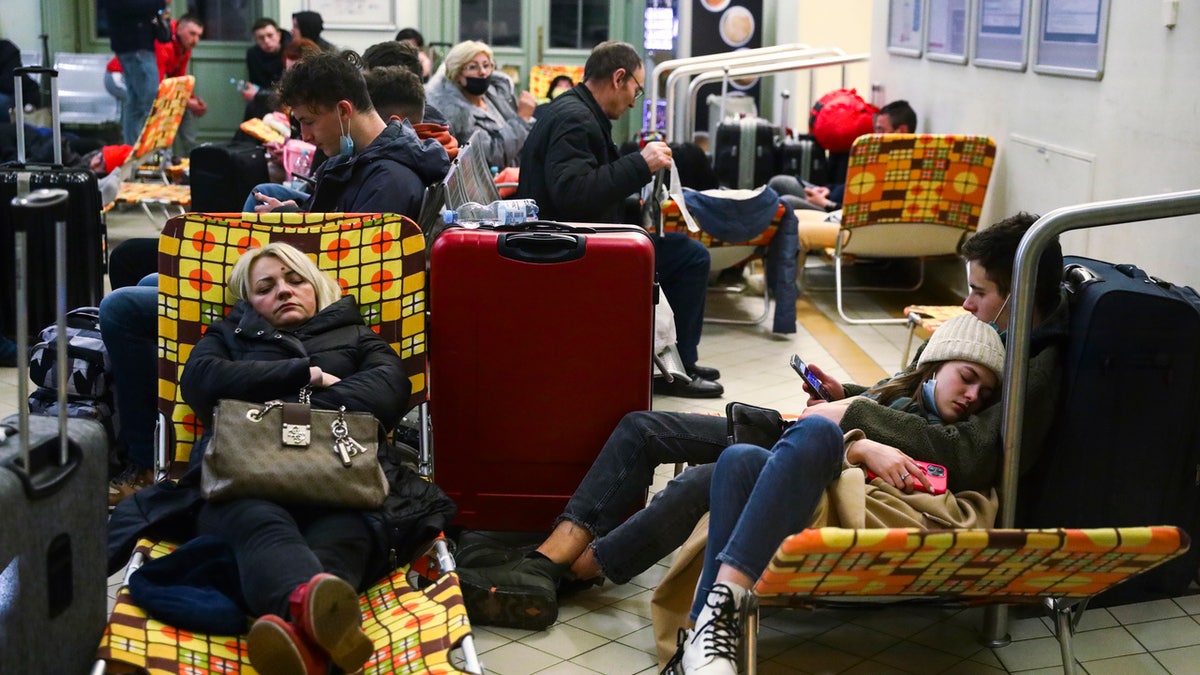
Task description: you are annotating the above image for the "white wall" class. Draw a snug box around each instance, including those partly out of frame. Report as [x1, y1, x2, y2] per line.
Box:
[769, 1, 873, 127]
[277, 1, 419, 55]
[870, 0, 1200, 287]
[1, 0, 42, 49]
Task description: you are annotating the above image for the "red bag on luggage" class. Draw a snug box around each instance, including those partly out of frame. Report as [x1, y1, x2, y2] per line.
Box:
[808, 88, 878, 153]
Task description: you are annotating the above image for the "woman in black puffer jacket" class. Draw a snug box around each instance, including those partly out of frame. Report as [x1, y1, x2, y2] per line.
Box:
[178, 242, 408, 675]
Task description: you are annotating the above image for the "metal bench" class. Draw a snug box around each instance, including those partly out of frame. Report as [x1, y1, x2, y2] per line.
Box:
[52, 52, 120, 126]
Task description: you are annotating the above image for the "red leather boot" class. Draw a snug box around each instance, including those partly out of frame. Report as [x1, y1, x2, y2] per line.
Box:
[247, 614, 328, 675]
[288, 573, 374, 673]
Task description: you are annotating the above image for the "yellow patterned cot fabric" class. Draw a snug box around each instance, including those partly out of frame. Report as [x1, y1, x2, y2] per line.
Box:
[110, 182, 192, 210]
[659, 199, 784, 249]
[529, 64, 585, 102]
[840, 134, 996, 232]
[756, 526, 1190, 604]
[132, 75, 196, 161]
[156, 212, 427, 468]
[904, 304, 969, 334]
[96, 538, 475, 674]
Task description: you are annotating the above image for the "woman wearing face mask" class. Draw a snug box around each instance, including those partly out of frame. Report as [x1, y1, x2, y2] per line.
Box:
[424, 40, 536, 169]
[665, 314, 1007, 675]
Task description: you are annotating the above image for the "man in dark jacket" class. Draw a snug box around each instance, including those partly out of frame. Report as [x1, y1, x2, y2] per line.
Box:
[104, 0, 166, 143]
[517, 40, 721, 397]
[241, 17, 290, 121]
[0, 39, 40, 114]
[292, 11, 337, 53]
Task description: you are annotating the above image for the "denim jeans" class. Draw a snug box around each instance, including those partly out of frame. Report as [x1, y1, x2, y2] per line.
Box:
[691, 416, 845, 619]
[560, 411, 730, 584]
[243, 182, 311, 212]
[657, 232, 710, 368]
[116, 50, 158, 145]
[100, 274, 158, 471]
[195, 498, 372, 617]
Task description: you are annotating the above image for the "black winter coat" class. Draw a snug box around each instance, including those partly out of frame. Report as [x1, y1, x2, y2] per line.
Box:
[104, 0, 166, 55]
[515, 84, 651, 223]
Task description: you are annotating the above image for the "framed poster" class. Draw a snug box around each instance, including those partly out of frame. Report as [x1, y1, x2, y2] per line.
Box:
[303, 0, 397, 31]
[888, 0, 925, 57]
[925, 0, 969, 64]
[1033, 0, 1111, 79]
[973, 0, 1030, 70]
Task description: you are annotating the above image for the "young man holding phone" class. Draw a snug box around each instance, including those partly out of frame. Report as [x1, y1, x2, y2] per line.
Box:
[457, 213, 1068, 632]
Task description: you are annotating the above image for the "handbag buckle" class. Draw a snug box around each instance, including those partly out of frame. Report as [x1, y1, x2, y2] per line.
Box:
[281, 402, 312, 447]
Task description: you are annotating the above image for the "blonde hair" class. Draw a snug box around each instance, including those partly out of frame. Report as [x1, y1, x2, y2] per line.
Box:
[228, 242, 342, 312]
[443, 40, 493, 81]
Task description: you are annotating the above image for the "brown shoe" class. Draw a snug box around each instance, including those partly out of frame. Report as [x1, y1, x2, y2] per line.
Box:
[108, 468, 154, 508]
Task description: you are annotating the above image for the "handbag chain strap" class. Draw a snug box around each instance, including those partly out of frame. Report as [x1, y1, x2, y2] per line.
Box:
[331, 406, 369, 467]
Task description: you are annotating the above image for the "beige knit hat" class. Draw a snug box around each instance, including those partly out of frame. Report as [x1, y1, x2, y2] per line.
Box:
[917, 313, 1006, 382]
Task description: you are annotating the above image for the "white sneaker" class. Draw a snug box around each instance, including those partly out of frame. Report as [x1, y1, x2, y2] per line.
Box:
[680, 582, 743, 675]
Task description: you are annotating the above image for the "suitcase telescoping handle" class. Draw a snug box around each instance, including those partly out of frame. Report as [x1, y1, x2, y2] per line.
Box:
[7, 189, 78, 498]
[13, 65, 62, 167]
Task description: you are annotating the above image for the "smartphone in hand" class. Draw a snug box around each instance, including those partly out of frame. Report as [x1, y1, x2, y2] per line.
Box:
[866, 460, 949, 495]
[790, 354, 833, 401]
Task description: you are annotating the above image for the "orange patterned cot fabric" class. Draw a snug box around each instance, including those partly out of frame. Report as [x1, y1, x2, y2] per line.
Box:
[132, 75, 195, 161]
[96, 538, 475, 674]
[156, 212, 427, 468]
[529, 64, 585, 102]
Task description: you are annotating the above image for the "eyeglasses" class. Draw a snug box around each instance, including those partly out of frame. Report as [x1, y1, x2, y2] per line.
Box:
[630, 73, 644, 99]
[463, 60, 495, 76]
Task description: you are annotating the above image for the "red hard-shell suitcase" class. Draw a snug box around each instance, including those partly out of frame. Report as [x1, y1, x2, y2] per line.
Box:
[429, 221, 656, 531]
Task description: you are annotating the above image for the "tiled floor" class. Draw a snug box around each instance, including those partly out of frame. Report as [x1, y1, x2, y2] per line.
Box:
[4, 211, 1198, 673]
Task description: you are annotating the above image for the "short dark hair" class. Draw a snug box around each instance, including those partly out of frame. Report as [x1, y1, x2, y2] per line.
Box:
[277, 51, 373, 114]
[362, 41, 422, 77]
[545, 74, 574, 98]
[251, 17, 279, 33]
[961, 211, 1063, 319]
[583, 41, 641, 83]
[177, 13, 204, 29]
[364, 66, 425, 124]
[878, 100, 918, 132]
[292, 11, 325, 38]
[394, 28, 425, 47]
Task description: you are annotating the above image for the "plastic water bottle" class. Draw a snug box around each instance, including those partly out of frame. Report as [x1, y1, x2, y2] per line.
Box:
[292, 149, 312, 179]
[445, 199, 539, 226]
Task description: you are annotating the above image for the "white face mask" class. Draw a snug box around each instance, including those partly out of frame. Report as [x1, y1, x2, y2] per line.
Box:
[988, 294, 1011, 334]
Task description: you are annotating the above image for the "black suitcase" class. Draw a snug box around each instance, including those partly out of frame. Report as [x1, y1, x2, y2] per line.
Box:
[0, 188, 109, 673]
[189, 141, 270, 212]
[0, 66, 106, 341]
[777, 133, 829, 185]
[713, 115, 777, 189]
[1019, 255, 1200, 605]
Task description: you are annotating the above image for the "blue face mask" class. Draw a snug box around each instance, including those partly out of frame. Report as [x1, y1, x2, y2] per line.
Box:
[338, 112, 354, 155]
[921, 377, 939, 414]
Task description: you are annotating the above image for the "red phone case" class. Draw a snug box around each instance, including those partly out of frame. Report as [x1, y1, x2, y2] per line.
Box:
[866, 460, 948, 495]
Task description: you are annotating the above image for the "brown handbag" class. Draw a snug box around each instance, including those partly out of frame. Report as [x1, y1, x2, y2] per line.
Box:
[202, 389, 389, 509]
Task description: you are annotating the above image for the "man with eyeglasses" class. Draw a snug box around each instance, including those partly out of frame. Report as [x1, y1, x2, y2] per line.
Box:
[515, 40, 719, 395]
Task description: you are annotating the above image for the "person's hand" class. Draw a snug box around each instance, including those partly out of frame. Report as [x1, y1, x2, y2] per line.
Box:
[187, 96, 207, 117]
[803, 363, 845, 404]
[308, 367, 342, 388]
[804, 185, 833, 208]
[252, 191, 297, 213]
[516, 90, 537, 120]
[848, 438, 935, 493]
[640, 141, 672, 173]
[240, 82, 260, 102]
[799, 401, 847, 424]
[264, 140, 285, 162]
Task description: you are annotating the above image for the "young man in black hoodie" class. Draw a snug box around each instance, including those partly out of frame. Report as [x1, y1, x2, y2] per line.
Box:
[241, 17, 290, 121]
[292, 11, 337, 53]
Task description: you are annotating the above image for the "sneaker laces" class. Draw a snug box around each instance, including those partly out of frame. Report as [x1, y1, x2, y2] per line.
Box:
[690, 584, 741, 664]
[659, 627, 688, 674]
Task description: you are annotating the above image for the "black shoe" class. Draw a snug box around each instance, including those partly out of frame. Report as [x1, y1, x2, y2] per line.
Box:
[458, 552, 567, 630]
[653, 376, 724, 399]
[557, 575, 604, 598]
[687, 364, 721, 381]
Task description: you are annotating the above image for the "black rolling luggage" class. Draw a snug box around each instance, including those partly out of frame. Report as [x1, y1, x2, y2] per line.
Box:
[1020, 255, 1200, 605]
[0, 65, 106, 341]
[777, 133, 829, 185]
[189, 141, 269, 211]
[0, 189, 110, 673]
[714, 115, 777, 189]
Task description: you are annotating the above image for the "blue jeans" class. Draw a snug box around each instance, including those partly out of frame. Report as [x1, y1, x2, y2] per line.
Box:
[657, 232, 710, 368]
[243, 182, 311, 212]
[691, 416, 844, 619]
[560, 411, 730, 584]
[116, 50, 158, 145]
[100, 274, 158, 471]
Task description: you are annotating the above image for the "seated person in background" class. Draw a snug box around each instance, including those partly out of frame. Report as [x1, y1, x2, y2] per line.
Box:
[455, 213, 1067, 631]
[109, 242, 413, 675]
[248, 51, 449, 215]
[674, 314, 1005, 674]
[394, 27, 432, 81]
[424, 40, 535, 169]
[241, 17, 291, 121]
[534, 74, 574, 118]
[0, 38, 40, 114]
[361, 40, 459, 159]
[292, 11, 337, 53]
